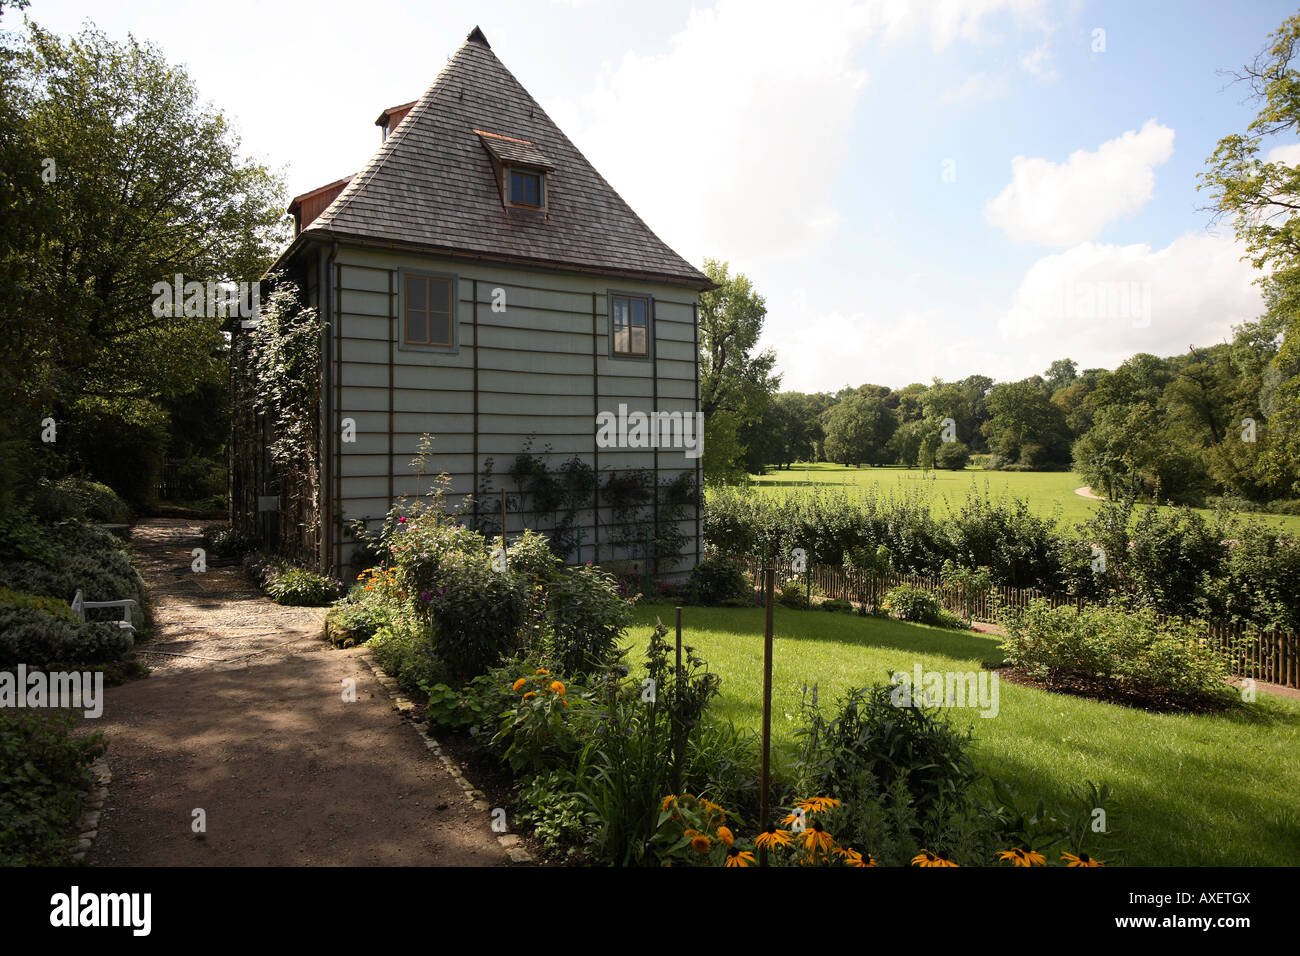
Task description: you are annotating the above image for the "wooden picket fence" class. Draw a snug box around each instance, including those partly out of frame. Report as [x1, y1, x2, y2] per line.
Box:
[729, 552, 1300, 690]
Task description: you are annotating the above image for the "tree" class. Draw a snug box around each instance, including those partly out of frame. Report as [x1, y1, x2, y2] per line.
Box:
[823, 393, 896, 467]
[1, 16, 286, 503]
[698, 259, 781, 481]
[933, 440, 970, 470]
[984, 379, 1072, 469]
[1201, 12, 1300, 493]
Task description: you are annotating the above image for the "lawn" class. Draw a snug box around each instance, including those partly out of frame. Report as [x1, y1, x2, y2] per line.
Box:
[622, 601, 1300, 867]
[741, 461, 1300, 534]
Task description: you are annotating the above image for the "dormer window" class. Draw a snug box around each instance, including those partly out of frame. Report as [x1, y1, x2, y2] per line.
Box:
[475, 129, 554, 212]
[508, 166, 543, 208]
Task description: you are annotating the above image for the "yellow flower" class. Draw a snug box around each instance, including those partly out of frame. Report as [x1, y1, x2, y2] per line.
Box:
[661, 796, 677, 812]
[716, 826, 734, 846]
[535, 668, 550, 676]
[522, 691, 536, 701]
[755, 826, 793, 851]
[802, 822, 835, 854]
[683, 828, 699, 839]
[512, 677, 527, 692]
[796, 796, 841, 815]
[550, 681, 566, 696]
[998, 847, 1046, 867]
[1062, 851, 1105, 867]
[691, 835, 712, 854]
[838, 847, 875, 867]
[911, 849, 959, 867]
[724, 848, 755, 867]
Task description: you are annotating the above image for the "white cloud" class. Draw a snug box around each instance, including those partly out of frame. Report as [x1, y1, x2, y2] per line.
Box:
[998, 232, 1263, 369]
[1019, 42, 1056, 80]
[554, 0, 1054, 268]
[1266, 143, 1300, 165]
[984, 119, 1175, 246]
[942, 71, 1011, 104]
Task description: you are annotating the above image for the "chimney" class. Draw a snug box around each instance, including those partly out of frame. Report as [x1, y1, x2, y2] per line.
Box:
[375, 101, 418, 142]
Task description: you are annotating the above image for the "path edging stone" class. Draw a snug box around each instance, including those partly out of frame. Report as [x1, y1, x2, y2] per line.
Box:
[72, 756, 112, 863]
[357, 650, 531, 865]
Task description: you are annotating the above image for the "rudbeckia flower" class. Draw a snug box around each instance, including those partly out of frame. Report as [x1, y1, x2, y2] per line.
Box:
[802, 822, 835, 854]
[838, 848, 875, 867]
[795, 796, 841, 815]
[998, 847, 1046, 867]
[723, 847, 755, 868]
[755, 826, 793, 851]
[912, 849, 958, 867]
[1062, 852, 1104, 867]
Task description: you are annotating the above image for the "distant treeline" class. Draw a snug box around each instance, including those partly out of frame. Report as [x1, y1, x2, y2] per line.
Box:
[744, 336, 1300, 511]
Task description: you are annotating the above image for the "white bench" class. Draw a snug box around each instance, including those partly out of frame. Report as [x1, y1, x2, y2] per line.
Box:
[71, 589, 136, 631]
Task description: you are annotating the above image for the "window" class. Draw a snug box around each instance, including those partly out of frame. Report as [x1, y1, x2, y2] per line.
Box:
[611, 294, 649, 356]
[404, 274, 454, 347]
[507, 167, 543, 208]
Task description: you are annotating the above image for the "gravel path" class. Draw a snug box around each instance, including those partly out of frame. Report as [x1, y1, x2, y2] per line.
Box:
[83, 518, 506, 866]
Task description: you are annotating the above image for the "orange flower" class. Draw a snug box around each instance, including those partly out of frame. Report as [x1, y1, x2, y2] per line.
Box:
[522, 691, 536, 701]
[911, 849, 959, 867]
[724, 847, 755, 867]
[1062, 851, 1105, 867]
[795, 796, 841, 815]
[661, 796, 677, 812]
[755, 826, 793, 851]
[838, 847, 876, 867]
[998, 847, 1046, 867]
[550, 681, 566, 696]
[691, 835, 712, 854]
[512, 677, 527, 692]
[716, 826, 734, 846]
[535, 668, 550, 676]
[802, 822, 835, 854]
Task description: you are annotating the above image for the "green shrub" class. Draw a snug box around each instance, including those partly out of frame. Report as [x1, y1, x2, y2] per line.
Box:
[882, 585, 962, 628]
[201, 524, 256, 560]
[934, 440, 970, 470]
[263, 565, 339, 606]
[0, 606, 134, 669]
[515, 769, 591, 857]
[1000, 599, 1234, 708]
[540, 564, 631, 675]
[32, 477, 131, 525]
[0, 586, 75, 620]
[493, 665, 583, 774]
[506, 530, 561, 584]
[778, 575, 811, 608]
[366, 623, 441, 697]
[325, 582, 404, 648]
[820, 598, 854, 613]
[684, 555, 751, 606]
[420, 549, 527, 680]
[0, 711, 105, 866]
[0, 519, 147, 622]
[423, 671, 511, 733]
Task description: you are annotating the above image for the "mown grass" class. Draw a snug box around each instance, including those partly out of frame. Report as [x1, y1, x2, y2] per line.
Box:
[622, 602, 1300, 867]
[740, 461, 1300, 534]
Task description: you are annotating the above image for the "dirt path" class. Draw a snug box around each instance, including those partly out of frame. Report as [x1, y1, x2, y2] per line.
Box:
[83, 518, 507, 866]
[1074, 485, 1106, 501]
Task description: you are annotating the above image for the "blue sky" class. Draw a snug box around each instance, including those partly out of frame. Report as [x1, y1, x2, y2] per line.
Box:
[23, 0, 1300, 391]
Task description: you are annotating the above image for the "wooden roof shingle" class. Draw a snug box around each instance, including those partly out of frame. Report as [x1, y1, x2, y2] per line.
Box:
[298, 27, 709, 289]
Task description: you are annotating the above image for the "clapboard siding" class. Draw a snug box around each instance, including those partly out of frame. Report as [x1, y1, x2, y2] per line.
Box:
[325, 246, 700, 573]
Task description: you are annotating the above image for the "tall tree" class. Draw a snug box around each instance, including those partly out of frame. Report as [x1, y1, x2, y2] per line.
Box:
[1201, 12, 1300, 492]
[698, 259, 780, 480]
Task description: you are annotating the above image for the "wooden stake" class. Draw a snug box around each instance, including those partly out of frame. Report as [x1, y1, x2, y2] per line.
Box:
[759, 564, 775, 866]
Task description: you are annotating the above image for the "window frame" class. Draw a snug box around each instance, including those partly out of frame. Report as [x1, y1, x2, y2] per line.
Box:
[607, 291, 653, 361]
[504, 163, 546, 210]
[397, 269, 459, 354]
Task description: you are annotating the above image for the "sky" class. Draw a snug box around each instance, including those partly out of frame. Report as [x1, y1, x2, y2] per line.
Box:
[20, 0, 1300, 392]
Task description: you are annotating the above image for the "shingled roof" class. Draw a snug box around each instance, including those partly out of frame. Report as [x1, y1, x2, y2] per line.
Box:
[288, 27, 709, 290]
